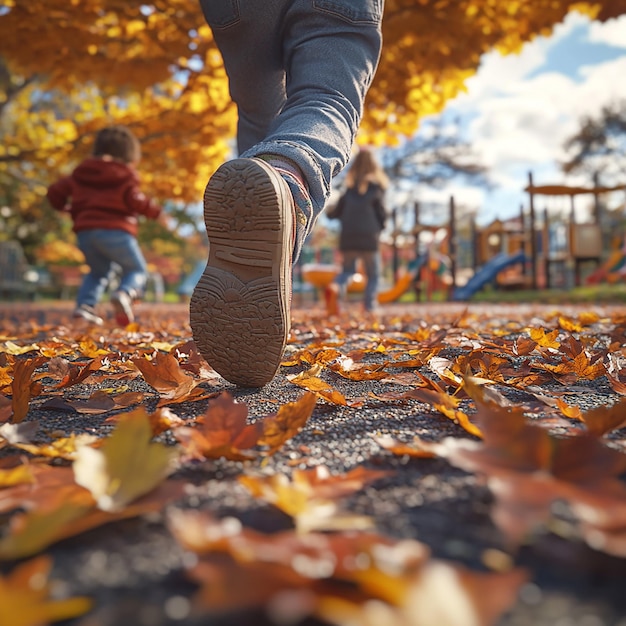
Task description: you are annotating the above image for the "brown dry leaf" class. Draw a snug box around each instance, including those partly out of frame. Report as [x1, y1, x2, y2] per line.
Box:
[168, 510, 526, 626]
[12, 433, 99, 461]
[606, 371, 626, 395]
[428, 356, 463, 387]
[174, 392, 262, 461]
[0, 463, 34, 488]
[0, 341, 40, 355]
[528, 327, 560, 349]
[53, 356, 105, 389]
[532, 352, 605, 382]
[132, 351, 211, 405]
[0, 394, 11, 423]
[474, 353, 511, 384]
[287, 364, 348, 406]
[374, 435, 438, 459]
[0, 481, 185, 560]
[0, 420, 38, 446]
[67, 390, 117, 414]
[379, 371, 426, 386]
[76, 338, 110, 358]
[239, 465, 390, 532]
[423, 379, 626, 552]
[329, 356, 388, 381]
[407, 387, 482, 438]
[105, 405, 185, 435]
[0, 500, 96, 561]
[0, 365, 12, 389]
[558, 316, 584, 333]
[317, 562, 527, 626]
[260, 392, 317, 455]
[0, 465, 90, 515]
[461, 378, 555, 472]
[555, 398, 583, 420]
[10, 356, 46, 423]
[575, 396, 626, 436]
[0, 555, 92, 626]
[73, 407, 177, 511]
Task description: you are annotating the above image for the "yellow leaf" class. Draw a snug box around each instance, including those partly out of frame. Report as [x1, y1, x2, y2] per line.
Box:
[73, 408, 177, 511]
[0, 556, 92, 626]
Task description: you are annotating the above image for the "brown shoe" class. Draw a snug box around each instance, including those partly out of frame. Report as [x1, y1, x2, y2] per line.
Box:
[190, 158, 294, 387]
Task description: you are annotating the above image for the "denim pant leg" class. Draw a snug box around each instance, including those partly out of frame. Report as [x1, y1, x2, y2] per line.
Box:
[76, 230, 114, 307]
[361, 250, 380, 310]
[105, 231, 148, 297]
[77, 230, 147, 303]
[200, 0, 384, 231]
[334, 250, 359, 299]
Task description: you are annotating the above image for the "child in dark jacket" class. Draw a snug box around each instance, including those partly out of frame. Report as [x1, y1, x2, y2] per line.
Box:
[47, 126, 162, 325]
[326, 149, 388, 312]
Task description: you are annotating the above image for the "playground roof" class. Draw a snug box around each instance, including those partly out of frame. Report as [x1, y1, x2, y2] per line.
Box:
[525, 183, 626, 196]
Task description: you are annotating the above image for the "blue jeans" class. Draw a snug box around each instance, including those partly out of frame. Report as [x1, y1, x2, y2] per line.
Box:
[199, 0, 384, 241]
[334, 249, 380, 310]
[76, 229, 148, 307]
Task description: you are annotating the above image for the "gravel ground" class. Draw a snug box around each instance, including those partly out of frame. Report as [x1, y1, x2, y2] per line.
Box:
[2, 300, 626, 626]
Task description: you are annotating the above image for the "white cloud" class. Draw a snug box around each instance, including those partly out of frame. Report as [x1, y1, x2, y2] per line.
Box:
[436, 12, 626, 224]
[587, 14, 626, 48]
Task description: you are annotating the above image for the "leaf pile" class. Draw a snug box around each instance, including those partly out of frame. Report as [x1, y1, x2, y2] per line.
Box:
[1, 302, 626, 625]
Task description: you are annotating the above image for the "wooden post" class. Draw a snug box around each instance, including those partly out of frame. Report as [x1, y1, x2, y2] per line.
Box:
[527, 172, 537, 289]
[471, 213, 478, 271]
[413, 201, 421, 301]
[413, 201, 420, 256]
[448, 195, 457, 290]
[392, 207, 399, 281]
[593, 171, 601, 224]
[542, 207, 552, 289]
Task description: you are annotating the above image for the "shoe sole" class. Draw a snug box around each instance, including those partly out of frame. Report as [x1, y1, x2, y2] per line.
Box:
[190, 158, 293, 387]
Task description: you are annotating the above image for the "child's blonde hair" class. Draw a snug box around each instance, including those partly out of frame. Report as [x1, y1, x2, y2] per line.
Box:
[93, 125, 141, 164]
[345, 149, 389, 194]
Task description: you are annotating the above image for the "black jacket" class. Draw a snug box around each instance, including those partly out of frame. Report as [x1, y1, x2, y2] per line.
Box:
[327, 183, 387, 251]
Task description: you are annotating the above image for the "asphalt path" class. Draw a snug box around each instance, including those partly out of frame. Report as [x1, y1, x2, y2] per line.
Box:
[1, 300, 626, 626]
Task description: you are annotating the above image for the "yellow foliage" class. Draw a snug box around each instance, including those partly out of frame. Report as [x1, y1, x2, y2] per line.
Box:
[0, 0, 625, 207]
[34, 240, 84, 266]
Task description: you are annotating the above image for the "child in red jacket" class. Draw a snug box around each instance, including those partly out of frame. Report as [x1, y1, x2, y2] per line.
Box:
[47, 126, 162, 325]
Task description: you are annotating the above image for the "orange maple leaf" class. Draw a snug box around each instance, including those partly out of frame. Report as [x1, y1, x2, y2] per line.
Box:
[132, 351, 212, 405]
[174, 392, 262, 461]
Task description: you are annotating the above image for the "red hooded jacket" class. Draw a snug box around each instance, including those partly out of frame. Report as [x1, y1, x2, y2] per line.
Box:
[46, 157, 161, 237]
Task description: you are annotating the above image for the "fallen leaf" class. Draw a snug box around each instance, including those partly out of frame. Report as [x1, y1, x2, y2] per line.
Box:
[132, 351, 211, 405]
[10, 357, 46, 423]
[260, 392, 317, 454]
[174, 392, 262, 461]
[287, 365, 348, 405]
[0, 556, 92, 625]
[73, 408, 177, 511]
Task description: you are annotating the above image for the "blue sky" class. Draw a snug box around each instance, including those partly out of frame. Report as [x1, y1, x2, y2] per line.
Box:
[406, 12, 626, 228]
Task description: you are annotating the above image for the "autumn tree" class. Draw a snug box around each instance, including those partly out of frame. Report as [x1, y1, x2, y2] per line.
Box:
[1, 0, 626, 260]
[562, 99, 626, 185]
[382, 117, 489, 189]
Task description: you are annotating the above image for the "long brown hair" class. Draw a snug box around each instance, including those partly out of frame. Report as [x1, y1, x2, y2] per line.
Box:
[344, 149, 389, 194]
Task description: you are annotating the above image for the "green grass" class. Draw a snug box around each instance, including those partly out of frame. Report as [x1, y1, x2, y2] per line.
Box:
[467, 282, 626, 304]
[392, 282, 626, 305]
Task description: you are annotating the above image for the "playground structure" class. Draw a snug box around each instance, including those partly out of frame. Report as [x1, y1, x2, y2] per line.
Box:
[301, 171, 626, 309]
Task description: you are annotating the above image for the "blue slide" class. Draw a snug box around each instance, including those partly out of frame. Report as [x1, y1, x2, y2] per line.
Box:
[452, 251, 526, 301]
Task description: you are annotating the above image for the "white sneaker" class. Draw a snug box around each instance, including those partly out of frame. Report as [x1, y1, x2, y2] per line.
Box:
[73, 305, 104, 325]
[111, 290, 135, 326]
